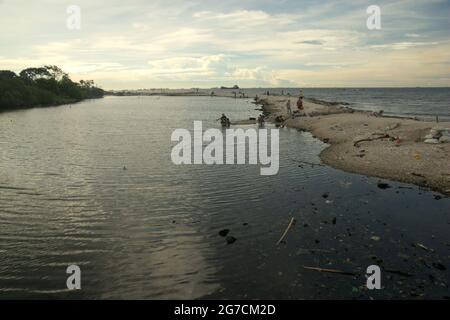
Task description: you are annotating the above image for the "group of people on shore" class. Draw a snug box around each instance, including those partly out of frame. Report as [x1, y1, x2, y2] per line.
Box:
[286, 93, 304, 117]
[218, 91, 305, 129]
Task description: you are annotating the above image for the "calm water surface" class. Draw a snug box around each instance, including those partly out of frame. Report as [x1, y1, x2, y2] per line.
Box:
[0, 96, 449, 299]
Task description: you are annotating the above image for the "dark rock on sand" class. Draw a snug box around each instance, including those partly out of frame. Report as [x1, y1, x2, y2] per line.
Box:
[219, 229, 230, 237]
[226, 236, 237, 245]
[432, 262, 446, 271]
[377, 182, 392, 189]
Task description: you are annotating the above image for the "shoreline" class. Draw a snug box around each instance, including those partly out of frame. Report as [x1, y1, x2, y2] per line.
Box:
[107, 91, 449, 194]
[256, 95, 450, 196]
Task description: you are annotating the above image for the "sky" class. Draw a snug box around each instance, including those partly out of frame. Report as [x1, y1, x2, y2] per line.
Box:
[1, 0, 449, 89]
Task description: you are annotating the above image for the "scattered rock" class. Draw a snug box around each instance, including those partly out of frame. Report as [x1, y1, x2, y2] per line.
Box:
[219, 229, 230, 237]
[377, 182, 392, 189]
[332, 217, 337, 225]
[434, 195, 442, 200]
[424, 138, 440, 144]
[225, 236, 237, 245]
[432, 262, 446, 271]
[322, 193, 329, 199]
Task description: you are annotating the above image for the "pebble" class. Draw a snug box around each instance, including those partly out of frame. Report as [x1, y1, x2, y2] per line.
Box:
[225, 236, 237, 245]
[219, 229, 230, 237]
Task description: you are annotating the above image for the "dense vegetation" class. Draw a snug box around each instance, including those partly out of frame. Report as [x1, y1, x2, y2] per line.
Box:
[0, 65, 103, 111]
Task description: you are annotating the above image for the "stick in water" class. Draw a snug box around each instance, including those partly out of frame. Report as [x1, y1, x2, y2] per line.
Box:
[276, 217, 296, 245]
[303, 266, 357, 276]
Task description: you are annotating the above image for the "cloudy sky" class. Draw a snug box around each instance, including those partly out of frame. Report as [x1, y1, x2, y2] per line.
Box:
[1, 0, 449, 89]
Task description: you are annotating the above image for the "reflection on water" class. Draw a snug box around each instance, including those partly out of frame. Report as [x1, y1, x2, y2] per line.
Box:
[0, 96, 449, 299]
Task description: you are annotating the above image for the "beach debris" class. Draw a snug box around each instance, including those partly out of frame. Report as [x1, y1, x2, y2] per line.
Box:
[370, 236, 381, 241]
[296, 248, 336, 255]
[385, 122, 400, 131]
[424, 138, 440, 144]
[123, 166, 127, 170]
[219, 229, 230, 237]
[424, 127, 450, 143]
[370, 110, 384, 117]
[225, 236, 237, 245]
[411, 172, 425, 178]
[354, 133, 391, 147]
[385, 269, 414, 277]
[413, 242, 434, 252]
[276, 217, 296, 245]
[291, 159, 325, 168]
[432, 262, 446, 271]
[377, 182, 392, 189]
[303, 266, 358, 276]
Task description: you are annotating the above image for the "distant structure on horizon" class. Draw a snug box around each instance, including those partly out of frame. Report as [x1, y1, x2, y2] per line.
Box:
[220, 85, 239, 90]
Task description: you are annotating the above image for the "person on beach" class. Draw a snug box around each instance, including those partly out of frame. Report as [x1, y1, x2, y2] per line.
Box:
[296, 95, 304, 112]
[217, 113, 230, 127]
[257, 114, 265, 127]
[286, 99, 292, 116]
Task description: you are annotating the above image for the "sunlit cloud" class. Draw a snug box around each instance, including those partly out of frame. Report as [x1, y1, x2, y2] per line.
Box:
[0, 0, 449, 88]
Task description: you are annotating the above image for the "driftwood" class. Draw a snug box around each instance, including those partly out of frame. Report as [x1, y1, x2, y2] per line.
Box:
[385, 269, 413, 277]
[303, 266, 358, 276]
[276, 217, 296, 245]
[353, 133, 391, 147]
[291, 159, 325, 167]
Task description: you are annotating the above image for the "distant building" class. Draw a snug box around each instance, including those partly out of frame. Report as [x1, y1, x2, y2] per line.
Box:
[220, 85, 239, 90]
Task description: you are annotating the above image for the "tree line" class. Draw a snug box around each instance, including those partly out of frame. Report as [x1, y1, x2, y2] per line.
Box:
[0, 65, 104, 110]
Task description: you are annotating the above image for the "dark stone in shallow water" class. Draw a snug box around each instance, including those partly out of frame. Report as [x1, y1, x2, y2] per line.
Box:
[377, 183, 392, 189]
[434, 195, 442, 200]
[219, 229, 230, 237]
[226, 236, 237, 245]
[322, 193, 329, 198]
[432, 262, 446, 271]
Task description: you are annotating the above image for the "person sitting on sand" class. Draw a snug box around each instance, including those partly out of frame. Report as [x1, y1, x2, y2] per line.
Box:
[217, 113, 231, 127]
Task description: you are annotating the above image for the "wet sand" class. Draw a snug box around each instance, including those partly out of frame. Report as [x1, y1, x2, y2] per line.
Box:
[257, 95, 450, 195]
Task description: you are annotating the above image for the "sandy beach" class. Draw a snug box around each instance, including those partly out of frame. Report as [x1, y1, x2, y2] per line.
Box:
[254, 95, 450, 195]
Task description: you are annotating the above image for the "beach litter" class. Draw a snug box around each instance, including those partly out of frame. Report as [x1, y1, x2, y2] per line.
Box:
[303, 266, 358, 276]
[225, 236, 237, 245]
[377, 182, 392, 189]
[413, 242, 434, 252]
[276, 217, 296, 245]
[353, 133, 391, 147]
[219, 229, 230, 237]
[424, 127, 450, 144]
